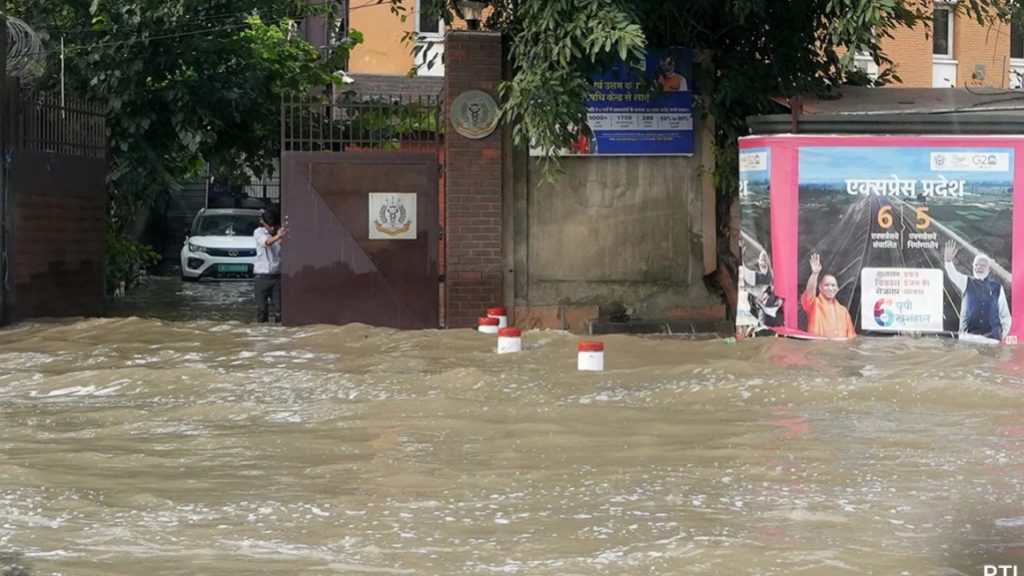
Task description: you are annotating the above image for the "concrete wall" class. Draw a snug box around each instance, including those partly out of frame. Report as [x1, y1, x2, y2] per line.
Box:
[495, 45, 722, 333]
[510, 154, 722, 332]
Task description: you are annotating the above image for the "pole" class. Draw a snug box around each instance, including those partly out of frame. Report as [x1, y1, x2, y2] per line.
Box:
[60, 36, 65, 115]
[0, 11, 9, 325]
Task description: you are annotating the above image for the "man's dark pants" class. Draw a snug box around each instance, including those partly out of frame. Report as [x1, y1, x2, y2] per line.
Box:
[255, 273, 281, 323]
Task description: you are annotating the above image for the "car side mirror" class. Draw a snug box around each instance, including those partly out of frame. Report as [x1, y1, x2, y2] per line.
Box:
[184, 227, 191, 237]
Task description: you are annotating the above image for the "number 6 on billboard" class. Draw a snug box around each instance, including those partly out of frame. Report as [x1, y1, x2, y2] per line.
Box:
[877, 205, 893, 228]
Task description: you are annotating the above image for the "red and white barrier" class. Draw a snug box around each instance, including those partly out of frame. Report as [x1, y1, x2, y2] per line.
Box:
[486, 307, 508, 329]
[478, 317, 500, 334]
[577, 341, 605, 371]
[497, 327, 522, 354]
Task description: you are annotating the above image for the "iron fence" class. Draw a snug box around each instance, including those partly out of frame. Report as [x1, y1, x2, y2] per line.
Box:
[242, 173, 280, 201]
[282, 92, 443, 152]
[11, 92, 106, 159]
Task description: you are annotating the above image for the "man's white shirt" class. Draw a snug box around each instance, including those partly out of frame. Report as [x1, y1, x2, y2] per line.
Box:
[254, 228, 282, 275]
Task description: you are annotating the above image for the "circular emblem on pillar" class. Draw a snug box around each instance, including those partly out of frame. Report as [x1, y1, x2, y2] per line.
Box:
[451, 90, 499, 139]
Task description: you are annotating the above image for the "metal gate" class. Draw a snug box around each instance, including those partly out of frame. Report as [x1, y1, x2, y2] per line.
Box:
[2, 87, 107, 324]
[280, 94, 441, 328]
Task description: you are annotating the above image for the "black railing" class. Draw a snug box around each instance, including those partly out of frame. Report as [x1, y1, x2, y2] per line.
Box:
[11, 92, 106, 159]
[241, 174, 280, 201]
[282, 92, 442, 152]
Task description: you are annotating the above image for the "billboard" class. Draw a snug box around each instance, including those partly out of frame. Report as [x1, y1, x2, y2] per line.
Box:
[737, 136, 1022, 344]
[532, 48, 695, 156]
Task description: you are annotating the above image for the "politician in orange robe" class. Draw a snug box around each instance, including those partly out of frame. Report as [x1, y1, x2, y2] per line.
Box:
[801, 253, 856, 338]
[657, 56, 688, 92]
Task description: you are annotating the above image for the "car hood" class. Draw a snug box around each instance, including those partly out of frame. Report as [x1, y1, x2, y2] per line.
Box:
[188, 235, 257, 249]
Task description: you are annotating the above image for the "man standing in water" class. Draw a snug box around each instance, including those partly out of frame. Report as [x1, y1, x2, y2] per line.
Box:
[254, 208, 287, 323]
[943, 240, 1010, 341]
[801, 253, 856, 338]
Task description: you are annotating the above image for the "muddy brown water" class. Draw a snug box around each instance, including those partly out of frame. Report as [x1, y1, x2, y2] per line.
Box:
[0, 278, 1022, 574]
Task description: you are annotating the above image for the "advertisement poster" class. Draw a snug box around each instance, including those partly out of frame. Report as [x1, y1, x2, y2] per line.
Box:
[737, 147, 782, 334]
[533, 48, 694, 156]
[859, 268, 944, 332]
[797, 146, 1013, 341]
[736, 136, 1023, 343]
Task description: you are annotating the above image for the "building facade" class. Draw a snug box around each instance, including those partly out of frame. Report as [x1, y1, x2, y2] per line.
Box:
[338, 2, 1024, 90]
[350, 0, 447, 77]
[303, 0, 449, 78]
[858, 3, 1022, 89]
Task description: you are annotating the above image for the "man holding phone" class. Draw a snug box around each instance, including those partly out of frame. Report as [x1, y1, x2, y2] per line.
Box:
[254, 208, 287, 323]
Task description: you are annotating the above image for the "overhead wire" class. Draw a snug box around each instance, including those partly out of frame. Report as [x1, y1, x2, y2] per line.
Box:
[38, 0, 384, 36]
[30, 22, 259, 57]
[17, 5, 382, 61]
[29, 5, 303, 36]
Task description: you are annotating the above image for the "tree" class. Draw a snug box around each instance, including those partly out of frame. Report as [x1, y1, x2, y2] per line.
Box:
[406, 0, 1018, 295]
[8, 0, 359, 288]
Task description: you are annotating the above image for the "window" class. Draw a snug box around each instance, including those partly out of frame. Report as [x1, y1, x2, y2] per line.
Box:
[1010, 15, 1024, 87]
[414, 0, 445, 75]
[194, 214, 262, 237]
[416, 0, 442, 37]
[933, 5, 953, 58]
[853, 51, 879, 82]
[329, 1, 348, 47]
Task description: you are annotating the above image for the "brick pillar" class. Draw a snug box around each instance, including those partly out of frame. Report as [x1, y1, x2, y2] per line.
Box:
[444, 31, 504, 328]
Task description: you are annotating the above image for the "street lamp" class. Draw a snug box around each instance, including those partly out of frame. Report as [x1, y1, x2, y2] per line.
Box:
[456, 0, 488, 31]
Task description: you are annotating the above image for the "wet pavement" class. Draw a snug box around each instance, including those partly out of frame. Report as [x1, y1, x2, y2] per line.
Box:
[105, 274, 256, 323]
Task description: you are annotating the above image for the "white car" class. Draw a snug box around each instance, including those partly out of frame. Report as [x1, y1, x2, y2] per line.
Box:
[180, 208, 264, 281]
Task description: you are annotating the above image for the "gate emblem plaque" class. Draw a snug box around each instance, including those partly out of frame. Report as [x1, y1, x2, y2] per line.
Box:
[451, 90, 499, 139]
[369, 193, 417, 240]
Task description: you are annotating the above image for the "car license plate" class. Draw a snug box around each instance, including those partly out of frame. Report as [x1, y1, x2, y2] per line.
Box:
[219, 264, 249, 273]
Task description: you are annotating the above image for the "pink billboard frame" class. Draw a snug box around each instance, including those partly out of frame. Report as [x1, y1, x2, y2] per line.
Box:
[740, 134, 1024, 342]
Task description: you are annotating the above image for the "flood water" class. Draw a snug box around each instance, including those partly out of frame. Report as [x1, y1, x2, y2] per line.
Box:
[1, 279, 1023, 574]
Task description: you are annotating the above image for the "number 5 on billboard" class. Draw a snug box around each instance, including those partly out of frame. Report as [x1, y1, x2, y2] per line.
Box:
[915, 206, 931, 230]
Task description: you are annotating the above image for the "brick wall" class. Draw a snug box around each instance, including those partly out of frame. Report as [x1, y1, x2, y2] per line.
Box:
[882, 10, 1012, 88]
[6, 150, 106, 322]
[881, 20, 934, 87]
[443, 31, 504, 328]
[955, 15, 1010, 88]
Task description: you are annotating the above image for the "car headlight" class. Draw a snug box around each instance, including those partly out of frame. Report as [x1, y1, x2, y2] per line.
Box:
[188, 243, 208, 254]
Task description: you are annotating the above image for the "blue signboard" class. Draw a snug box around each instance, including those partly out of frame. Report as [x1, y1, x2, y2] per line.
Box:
[574, 48, 694, 156]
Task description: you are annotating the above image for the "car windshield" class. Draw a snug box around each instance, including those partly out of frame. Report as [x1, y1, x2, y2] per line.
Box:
[194, 213, 262, 237]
